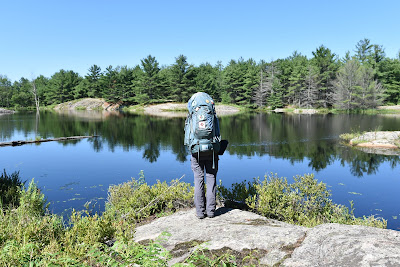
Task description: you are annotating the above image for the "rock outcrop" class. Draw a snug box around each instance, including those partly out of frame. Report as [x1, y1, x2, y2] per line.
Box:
[135, 208, 400, 266]
[350, 131, 400, 149]
[347, 131, 400, 156]
[54, 98, 121, 111]
[0, 108, 15, 114]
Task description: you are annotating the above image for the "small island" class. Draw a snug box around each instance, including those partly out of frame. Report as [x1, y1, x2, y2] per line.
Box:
[340, 131, 400, 156]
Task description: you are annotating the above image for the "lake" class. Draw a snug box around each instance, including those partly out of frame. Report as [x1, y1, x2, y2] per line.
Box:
[1, 110, 400, 230]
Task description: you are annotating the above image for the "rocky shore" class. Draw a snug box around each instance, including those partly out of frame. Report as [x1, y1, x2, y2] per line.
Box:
[349, 131, 400, 148]
[135, 208, 400, 266]
[274, 108, 318, 114]
[53, 98, 240, 117]
[344, 131, 400, 156]
[54, 98, 121, 111]
[0, 108, 15, 114]
[142, 103, 240, 117]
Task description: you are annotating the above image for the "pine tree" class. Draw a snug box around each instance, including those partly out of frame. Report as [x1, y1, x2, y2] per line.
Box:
[253, 61, 283, 109]
[266, 61, 284, 109]
[140, 55, 160, 101]
[285, 52, 308, 107]
[355, 38, 373, 64]
[11, 78, 34, 107]
[311, 45, 339, 107]
[86, 65, 103, 98]
[0, 75, 12, 108]
[333, 59, 383, 109]
[377, 58, 400, 104]
[356, 65, 384, 108]
[222, 58, 257, 106]
[252, 65, 268, 108]
[243, 58, 259, 107]
[301, 65, 319, 108]
[333, 59, 360, 109]
[170, 55, 193, 102]
[193, 63, 220, 100]
[45, 70, 82, 104]
[100, 65, 118, 103]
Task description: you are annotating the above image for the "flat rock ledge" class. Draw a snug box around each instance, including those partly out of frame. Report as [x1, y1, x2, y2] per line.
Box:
[349, 131, 400, 156]
[135, 208, 400, 266]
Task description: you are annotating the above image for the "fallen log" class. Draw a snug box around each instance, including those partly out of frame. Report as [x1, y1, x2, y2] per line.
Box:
[0, 135, 99, 147]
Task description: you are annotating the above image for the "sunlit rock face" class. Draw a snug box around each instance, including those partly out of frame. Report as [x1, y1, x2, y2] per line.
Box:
[135, 208, 400, 266]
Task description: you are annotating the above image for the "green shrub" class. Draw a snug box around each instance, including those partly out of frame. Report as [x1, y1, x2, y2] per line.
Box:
[0, 170, 24, 208]
[106, 171, 194, 222]
[248, 174, 334, 226]
[0, 172, 388, 266]
[18, 179, 49, 216]
[62, 209, 115, 258]
[0, 208, 65, 266]
[218, 173, 387, 228]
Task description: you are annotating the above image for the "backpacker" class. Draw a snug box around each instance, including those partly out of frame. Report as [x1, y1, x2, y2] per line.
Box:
[184, 92, 221, 157]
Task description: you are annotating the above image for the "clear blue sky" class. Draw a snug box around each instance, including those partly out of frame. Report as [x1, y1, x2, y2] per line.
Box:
[1, 0, 399, 82]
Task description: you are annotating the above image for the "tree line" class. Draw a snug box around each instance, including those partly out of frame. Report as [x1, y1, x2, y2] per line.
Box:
[1, 38, 400, 110]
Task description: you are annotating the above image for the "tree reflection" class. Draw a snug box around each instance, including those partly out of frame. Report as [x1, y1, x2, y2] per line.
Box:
[143, 142, 160, 163]
[1, 111, 400, 176]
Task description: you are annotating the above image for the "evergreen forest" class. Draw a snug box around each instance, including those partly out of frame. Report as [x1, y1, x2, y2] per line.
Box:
[1, 39, 400, 110]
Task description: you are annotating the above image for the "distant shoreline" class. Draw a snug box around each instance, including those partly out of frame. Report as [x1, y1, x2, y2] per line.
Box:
[6, 98, 400, 116]
[0, 108, 15, 114]
[52, 98, 241, 117]
[139, 103, 241, 117]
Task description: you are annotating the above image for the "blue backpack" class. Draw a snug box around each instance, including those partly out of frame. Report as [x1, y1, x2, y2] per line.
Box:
[184, 92, 221, 157]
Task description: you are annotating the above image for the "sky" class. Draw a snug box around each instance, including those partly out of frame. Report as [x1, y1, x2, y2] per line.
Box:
[1, 0, 400, 82]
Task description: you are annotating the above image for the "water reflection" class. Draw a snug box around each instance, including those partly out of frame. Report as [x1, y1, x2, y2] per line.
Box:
[1, 111, 400, 177]
[2, 110, 400, 229]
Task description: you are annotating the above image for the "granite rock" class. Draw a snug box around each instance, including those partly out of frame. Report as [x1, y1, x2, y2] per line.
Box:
[134, 208, 400, 266]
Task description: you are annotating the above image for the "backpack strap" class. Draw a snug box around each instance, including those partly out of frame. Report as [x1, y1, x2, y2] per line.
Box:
[212, 150, 215, 169]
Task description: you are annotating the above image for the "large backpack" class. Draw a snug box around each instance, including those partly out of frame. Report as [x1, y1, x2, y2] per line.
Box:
[184, 92, 221, 157]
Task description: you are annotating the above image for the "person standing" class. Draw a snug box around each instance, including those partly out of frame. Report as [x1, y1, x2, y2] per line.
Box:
[184, 92, 221, 219]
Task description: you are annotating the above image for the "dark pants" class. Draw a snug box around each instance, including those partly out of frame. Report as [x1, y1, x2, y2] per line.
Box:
[191, 154, 218, 217]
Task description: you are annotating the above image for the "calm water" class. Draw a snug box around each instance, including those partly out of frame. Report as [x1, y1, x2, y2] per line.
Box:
[1, 110, 400, 230]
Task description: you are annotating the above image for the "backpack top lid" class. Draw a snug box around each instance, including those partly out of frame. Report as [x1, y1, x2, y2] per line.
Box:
[187, 92, 215, 114]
